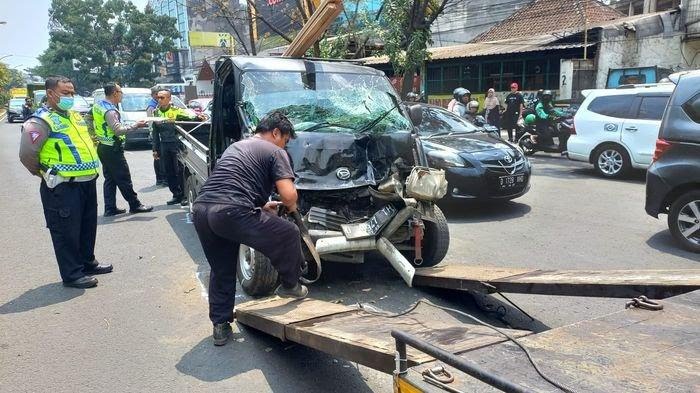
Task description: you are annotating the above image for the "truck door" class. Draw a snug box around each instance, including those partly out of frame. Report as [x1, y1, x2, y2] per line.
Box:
[622, 95, 670, 166]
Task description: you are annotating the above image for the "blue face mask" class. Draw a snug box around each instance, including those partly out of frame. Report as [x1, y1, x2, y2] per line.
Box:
[57, 96, 74, 111]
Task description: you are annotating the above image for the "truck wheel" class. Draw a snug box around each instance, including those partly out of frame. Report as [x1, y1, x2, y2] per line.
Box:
[668, 190, 700, 253]
[403, 205, 450, 267]
[237, 245, 280, 296]
[185, 174, 197, 214]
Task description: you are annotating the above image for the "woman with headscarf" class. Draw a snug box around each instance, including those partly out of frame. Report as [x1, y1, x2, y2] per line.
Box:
[484, 88, 501, 132]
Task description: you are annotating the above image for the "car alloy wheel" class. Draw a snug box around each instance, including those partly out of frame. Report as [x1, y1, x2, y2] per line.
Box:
[597, 149, 624, 175]
[676, 200, 700, 246]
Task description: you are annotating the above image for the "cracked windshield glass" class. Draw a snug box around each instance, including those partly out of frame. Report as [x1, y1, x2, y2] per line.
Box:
[240, 71, 412, 134]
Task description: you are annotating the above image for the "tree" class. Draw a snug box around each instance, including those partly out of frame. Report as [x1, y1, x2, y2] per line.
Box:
[381, 0, 452, 96]
[314, 0, 384, 59]
[33, 0, 180, 91]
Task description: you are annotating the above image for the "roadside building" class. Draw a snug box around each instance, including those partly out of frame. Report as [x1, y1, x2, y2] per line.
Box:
[148, 0, 243, 82]
[363, 0, 700, 106]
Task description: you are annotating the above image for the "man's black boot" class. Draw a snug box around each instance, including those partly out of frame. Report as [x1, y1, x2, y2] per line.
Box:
[104, 208, 126, 217]
[213, 323, 233, 346]
[84, 261, 113, 275]
[275, 283, 308, 299]
[166, 196, 183, 205]
[130, 204, 154, 214]
[63, 276, 98, 289]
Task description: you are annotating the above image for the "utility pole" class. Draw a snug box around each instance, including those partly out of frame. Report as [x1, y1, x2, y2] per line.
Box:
[248, 0, 258, 55]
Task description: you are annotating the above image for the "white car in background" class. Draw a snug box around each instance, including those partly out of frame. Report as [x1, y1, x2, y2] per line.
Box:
[567, 83, 674, 178]
[92, 87, 189, 148]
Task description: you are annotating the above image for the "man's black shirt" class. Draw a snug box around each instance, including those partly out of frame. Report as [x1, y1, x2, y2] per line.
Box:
[504, 92, 524, 115]
[196, 137, 295, 209]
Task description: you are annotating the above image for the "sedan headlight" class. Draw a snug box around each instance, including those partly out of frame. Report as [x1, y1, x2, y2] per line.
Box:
[426, 150, 471, 168]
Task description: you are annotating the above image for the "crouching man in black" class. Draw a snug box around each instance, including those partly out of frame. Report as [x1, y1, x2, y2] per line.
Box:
[192, 111, 307, 346]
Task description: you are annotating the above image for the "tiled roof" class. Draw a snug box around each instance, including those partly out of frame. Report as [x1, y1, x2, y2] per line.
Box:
[359, 34, 592, 65]
[471, 0, 624, 43]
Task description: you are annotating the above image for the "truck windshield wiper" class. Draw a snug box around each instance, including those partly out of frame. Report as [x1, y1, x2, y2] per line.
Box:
[301, 122, 355, 133]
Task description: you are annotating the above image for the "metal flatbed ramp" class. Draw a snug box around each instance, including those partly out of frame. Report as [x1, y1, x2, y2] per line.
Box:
[413, 265, 700, 299]
[235, 297, 532, 373]
[400, 289, 700, 392]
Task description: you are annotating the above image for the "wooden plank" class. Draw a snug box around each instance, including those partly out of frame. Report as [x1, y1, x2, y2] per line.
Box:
[284, 303, 531, 374]
[235, 297, 353, 340]
[235, 297, 531, 374]
[403, 290, 700, 392]
[414, 265, 535, 292]
[414, 265, 700, 299]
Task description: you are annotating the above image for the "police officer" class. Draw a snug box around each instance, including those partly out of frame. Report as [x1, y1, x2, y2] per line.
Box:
[152, 89, 205, 205]
[19, 76, 112, 288]
[146, 87, 166, 187]
[193, 111, 307, 346]
[87, 82, 153, 216]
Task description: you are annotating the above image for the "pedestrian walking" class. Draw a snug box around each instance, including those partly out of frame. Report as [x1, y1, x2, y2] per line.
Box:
[22, 97, 33, 120]
[192, 111, 307, 346]
[503, 82, 525, 142]
[86, 82, 153, 217]
[484, 88, 501, 131]
[146, 87, 167, 187]
[19, 76, 112, 288]
[152, 89, 205, 205]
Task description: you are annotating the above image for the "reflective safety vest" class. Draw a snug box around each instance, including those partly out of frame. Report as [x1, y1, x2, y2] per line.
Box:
[92, 99, 125, 146]
[37, 109, 100, 178]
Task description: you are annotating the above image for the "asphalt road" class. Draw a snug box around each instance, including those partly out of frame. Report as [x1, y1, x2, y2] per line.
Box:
[1, 117, 697, 392]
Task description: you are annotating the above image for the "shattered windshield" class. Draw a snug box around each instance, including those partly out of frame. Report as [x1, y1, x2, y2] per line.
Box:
[240, 71, 412, 134]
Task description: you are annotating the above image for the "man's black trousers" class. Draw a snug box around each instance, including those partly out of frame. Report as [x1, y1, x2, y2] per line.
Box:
[193, 203, 304, 324]
[160, 142, 182, 198]
[40, 179, 98, 282]
[97, 143, 140, 211]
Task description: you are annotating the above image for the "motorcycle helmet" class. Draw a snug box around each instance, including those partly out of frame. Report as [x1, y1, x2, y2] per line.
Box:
[524, 114, 536, 125]
[405, 92, 419, 102]
[453, 87, 471, 102]
[467, 100, 479, 112]
[542, 90, 553, 102]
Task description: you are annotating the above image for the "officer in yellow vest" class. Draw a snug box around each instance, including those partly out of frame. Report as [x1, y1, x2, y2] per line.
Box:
[19, 76, 112, 289]
[152, 89, 205, 205]
[86, 82, 153, 216]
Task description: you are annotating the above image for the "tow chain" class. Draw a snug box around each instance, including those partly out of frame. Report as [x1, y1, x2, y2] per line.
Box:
[625, 296, 663, 311]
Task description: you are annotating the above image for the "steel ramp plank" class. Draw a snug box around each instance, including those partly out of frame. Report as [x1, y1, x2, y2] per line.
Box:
[402, 289, 700, 392]
[235, 297, 532, 374]
[414, 265, 700, 298]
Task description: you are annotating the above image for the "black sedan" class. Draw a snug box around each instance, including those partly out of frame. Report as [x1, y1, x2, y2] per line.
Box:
[412, 103, 531, 201]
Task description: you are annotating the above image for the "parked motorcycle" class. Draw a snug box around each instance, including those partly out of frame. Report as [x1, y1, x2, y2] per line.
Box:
[517, 116, 575, 156]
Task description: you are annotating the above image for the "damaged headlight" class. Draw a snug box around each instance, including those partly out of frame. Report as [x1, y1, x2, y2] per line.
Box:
[426, 150, 471, 168]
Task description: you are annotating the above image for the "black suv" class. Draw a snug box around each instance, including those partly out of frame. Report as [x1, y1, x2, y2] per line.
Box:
[645, 70, 700, 252]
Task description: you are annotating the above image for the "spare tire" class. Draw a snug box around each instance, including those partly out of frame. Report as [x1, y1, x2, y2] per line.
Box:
[237, 245, 279, 296]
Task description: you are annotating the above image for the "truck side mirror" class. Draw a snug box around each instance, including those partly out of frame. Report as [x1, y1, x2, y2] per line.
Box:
[407, 104, 422, 127]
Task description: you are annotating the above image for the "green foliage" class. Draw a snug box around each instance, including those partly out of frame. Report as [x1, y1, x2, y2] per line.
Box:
[32, 0, 180, 92]
[312, 0, 383, 59]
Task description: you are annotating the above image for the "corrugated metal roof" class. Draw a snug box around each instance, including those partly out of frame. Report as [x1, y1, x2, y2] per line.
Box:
[360, 34, 592, 65]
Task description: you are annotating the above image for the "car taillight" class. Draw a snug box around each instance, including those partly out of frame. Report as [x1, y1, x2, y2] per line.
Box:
[652, 139, 672, 162]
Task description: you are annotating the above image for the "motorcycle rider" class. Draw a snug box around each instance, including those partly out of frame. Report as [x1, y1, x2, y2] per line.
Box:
[451, 88, 471, 118]
[533, 90, 562, 146]
[463, 100, 481, 124]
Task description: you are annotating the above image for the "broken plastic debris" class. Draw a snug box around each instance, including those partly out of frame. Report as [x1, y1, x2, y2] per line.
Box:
[264, 347, 272, 352]
[236, 338, 245, 343]
[379, 295, 388, 300]
[362, 288, 372, 292]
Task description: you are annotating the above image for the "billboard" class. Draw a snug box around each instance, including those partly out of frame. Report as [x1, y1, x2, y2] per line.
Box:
[188, 32, 234, 49]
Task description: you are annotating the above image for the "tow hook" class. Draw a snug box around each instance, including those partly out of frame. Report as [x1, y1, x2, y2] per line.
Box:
[412, 217, 424, 266]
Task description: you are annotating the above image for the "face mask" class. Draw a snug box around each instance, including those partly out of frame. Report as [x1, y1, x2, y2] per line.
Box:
[57, 96, 74, 111]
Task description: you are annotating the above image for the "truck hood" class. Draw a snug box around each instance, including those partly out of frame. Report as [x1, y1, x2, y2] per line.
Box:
[287, 131, 414, 190]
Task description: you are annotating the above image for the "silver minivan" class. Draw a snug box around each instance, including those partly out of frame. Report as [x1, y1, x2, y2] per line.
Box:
[91, 87, 188, 148]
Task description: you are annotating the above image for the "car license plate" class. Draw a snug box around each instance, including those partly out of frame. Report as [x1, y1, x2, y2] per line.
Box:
[499, 174, 525, 189]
